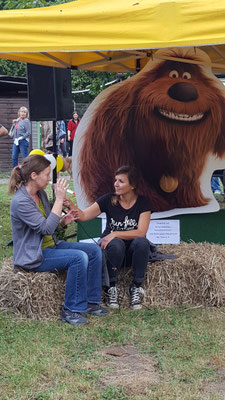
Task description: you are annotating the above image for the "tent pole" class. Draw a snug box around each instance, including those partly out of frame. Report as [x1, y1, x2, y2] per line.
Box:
[52, 120, 57, 184]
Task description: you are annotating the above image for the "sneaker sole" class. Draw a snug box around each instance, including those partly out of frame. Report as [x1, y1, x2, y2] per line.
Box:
[61, 316, 88, 325]
[86, 310, 109, 316]
[130, 304, 142, 310]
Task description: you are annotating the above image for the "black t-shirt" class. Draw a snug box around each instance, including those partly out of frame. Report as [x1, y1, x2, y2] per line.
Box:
[96, 193, 152, 237]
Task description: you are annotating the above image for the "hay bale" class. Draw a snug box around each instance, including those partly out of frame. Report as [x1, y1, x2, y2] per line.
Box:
[117, 241, 225, 307]
[0, 258, 65, 320]
[0, 242, 224, 320]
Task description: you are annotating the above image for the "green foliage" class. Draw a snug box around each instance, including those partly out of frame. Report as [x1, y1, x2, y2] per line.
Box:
[0, 0, 73, 10]
[71, 70, 119, 102]
[0, 59, 26, 77]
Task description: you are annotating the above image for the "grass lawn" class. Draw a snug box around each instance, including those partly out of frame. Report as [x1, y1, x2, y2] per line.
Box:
[0, 181, 225, 399]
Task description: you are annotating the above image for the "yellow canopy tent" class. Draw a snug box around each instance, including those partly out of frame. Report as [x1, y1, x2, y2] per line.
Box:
[1, 0, 225, 73]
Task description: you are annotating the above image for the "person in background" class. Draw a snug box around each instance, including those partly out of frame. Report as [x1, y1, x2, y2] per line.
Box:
[67, 111, 80, 156]
[42, 121, 60, 154]
[0, 124, 8, 136]
[12, 106, 31, 167]
[9, 154, 108, 325]
[57, 120, 67, 157]
[64, 165, 151, 310]
[211, 176, 222, 194]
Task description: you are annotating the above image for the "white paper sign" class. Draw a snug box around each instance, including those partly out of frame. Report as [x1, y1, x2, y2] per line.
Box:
[147, 220, 180, 244]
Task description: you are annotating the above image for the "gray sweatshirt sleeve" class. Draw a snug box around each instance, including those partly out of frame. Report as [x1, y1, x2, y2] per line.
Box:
[11, 195, 60, 235]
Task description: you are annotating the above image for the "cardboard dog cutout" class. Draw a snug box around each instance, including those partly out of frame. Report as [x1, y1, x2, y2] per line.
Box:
[73, 47, 225, 218]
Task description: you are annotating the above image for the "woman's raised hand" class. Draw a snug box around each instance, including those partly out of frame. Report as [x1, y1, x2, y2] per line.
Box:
[54, 178, 69, 202]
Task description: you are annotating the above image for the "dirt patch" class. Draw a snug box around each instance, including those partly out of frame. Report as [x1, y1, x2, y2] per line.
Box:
[97, 344, 160, 395]
[202, 368, 225, 399]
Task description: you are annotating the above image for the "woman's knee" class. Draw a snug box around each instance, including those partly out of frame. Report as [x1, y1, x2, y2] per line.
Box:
[69, 250, 89, 269]
[106, 238, 126, 253]
[132, 237, 150, 251]
[88, 243, 102, 258]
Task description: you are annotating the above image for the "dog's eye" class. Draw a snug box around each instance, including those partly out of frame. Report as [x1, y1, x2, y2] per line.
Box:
[182, 72, 191, 79]
[169, 70, 179, 78]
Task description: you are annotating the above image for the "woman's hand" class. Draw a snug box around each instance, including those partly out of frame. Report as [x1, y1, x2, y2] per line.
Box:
[54, 178, 69, 203]
[70, 206, 83, 221]
[60, 210, 76, 227]
[63, 197, 75, 210]
[100, 232, 116, 249]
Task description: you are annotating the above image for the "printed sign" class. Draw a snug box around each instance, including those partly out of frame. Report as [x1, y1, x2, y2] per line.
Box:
[147, 220, 180, 244]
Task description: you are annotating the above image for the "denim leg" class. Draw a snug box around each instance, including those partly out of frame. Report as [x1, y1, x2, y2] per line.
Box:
[105, 238, 126, 284]
[12, 144, 20, 167]
[34, 245, 89, 312]
[19, 139, 29, 159]
[126, 238, 150, 284]
[69, 140, 73, 156]
[56, 241, 102, 304]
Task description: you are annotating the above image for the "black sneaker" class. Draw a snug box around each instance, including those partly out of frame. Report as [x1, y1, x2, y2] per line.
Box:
[129, 285, 145, 310]
[86, 303, 109, 316]
[104, 286, 119, 309]
[61, 306, 88, 325]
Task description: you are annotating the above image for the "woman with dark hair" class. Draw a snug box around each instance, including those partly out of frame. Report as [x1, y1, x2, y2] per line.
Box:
[11, 106, 31, 167]
[67, 111, 80, 156]
[9, 154, 108, 325]
[65, 166, 151, 310]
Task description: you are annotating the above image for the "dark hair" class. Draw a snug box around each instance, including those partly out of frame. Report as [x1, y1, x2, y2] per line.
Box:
[115, 165, 139, 189]
[72, 111, 79, 119]
[8, 154, 51, 194]
[112, 165, 139, 205]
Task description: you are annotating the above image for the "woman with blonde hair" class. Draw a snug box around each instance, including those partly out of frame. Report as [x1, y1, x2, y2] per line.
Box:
[12, 106, 31, 167]
[9, 154, 108, 325]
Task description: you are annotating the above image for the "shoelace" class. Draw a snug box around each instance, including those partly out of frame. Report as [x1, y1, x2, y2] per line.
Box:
[69, 311, 82, 318]
[108, 287, 118, 301]
[131, 287, 145, 302]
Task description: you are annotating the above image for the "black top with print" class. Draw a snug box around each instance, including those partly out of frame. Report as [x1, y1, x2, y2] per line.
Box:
[96, 193, 152, 237]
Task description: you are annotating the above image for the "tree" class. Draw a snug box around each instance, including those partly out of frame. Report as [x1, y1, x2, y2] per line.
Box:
[0, 0, 71, 10]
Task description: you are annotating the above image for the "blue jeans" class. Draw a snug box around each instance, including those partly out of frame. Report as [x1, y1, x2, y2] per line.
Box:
[12, 139, 29, 167]
[33, 241, 102, 313]
[105, 237, 150, 285]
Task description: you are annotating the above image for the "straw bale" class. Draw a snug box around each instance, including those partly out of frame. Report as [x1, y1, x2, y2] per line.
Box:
[0, 242, 224, 320]
[0, 258, 65, 320]
[117, 241, 225, 308]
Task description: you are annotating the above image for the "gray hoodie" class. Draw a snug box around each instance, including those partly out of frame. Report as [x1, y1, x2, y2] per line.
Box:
[13, 118, 31, 141]
[10, 185, 60, 270]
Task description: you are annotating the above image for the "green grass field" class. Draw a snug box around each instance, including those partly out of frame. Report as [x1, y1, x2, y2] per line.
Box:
[0, 179, 225, 400]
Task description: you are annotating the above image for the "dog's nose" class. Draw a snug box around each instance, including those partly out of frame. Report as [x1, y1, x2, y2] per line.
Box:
[168, 82, 198, 102]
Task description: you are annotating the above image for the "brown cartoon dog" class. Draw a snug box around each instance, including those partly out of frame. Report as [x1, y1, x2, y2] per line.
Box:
[76, 48, 225, 212]
[61, 157, 73, 179]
